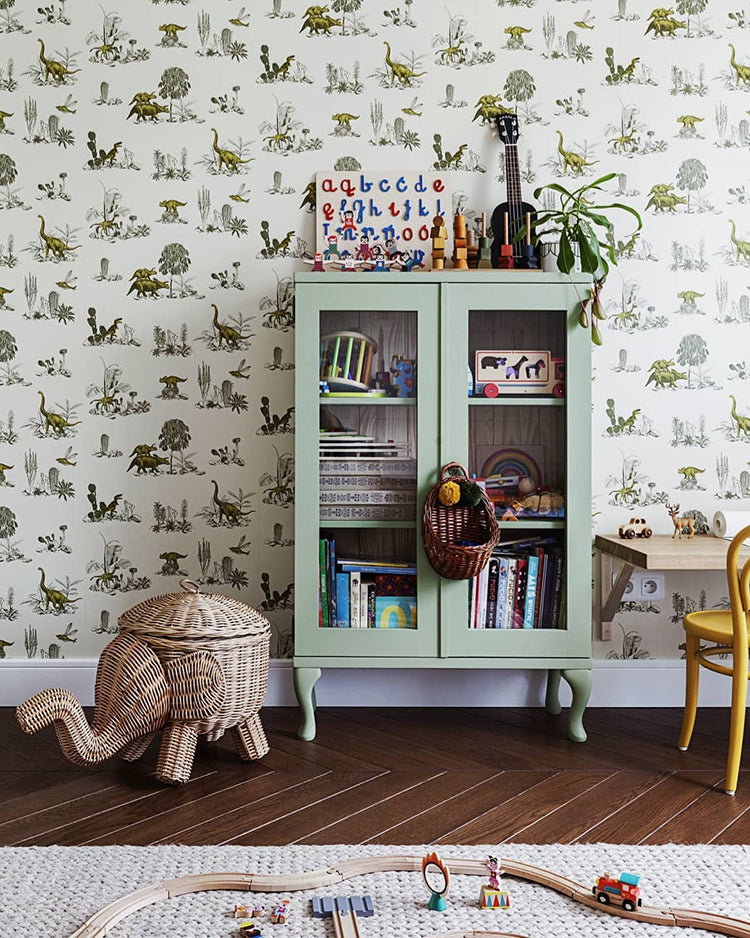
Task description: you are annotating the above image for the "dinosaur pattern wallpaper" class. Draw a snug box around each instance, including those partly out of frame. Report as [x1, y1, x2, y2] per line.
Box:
[0, 0, 748, 665]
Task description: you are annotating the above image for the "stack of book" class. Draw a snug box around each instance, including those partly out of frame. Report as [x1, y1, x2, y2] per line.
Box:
[319, 538, 417, 629]
[469, 537, 565, 630]
[319, 436, 417, 521]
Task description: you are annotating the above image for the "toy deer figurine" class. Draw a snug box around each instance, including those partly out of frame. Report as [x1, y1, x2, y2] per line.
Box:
[666, 503, 695, 539]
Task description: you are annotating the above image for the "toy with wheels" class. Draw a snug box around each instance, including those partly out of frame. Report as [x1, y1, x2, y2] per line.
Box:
[618, 518, 652, 539]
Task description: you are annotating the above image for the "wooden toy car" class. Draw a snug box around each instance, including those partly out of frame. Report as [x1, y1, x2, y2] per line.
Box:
[618, 518, 653, 539]
[593, 872, 642, 912]
[474, 351, 564, 398]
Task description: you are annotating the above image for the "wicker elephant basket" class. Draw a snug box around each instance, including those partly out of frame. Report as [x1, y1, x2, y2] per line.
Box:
[16, 580, 271, 785]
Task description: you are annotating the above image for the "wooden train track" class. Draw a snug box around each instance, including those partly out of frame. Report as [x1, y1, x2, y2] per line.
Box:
[70, 853, 750, 938]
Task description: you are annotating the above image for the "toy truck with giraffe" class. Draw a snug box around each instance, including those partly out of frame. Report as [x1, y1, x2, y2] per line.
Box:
[473, 350, 565, 398]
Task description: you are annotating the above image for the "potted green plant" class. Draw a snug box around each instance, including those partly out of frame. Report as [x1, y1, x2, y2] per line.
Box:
[524, 173, 643, 345]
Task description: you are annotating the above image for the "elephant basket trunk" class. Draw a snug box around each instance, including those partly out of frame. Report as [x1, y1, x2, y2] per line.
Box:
[16, 579, 271, 785]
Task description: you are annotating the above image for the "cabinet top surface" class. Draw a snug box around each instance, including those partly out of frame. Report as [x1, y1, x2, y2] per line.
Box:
[294, 271, 593, 285]
[596, 533, 750, 570]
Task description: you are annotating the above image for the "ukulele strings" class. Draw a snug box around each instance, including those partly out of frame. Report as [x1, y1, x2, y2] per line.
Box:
[507, 141, 521, 261]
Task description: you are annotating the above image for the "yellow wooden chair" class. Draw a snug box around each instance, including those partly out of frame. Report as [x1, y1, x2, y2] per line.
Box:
[678, 524, 750, 795]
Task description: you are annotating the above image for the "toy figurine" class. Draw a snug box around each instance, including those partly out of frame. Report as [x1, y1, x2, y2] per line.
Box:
[477, 212, 493, 269]
[323, 235, 340, 260]
[270, 900, 290, 924]
[239, 923, 263, 937]
[452, 213, 469, 269]
[430, 213, 447, 269]
[251, 903, 266, 917]
[422, 851, 450, 911]
[356, 235, 374, 262]
[234, 904, 251, 919]
[311, 252, 325, 272]
[340, 208, 357, 234]
[480, 856, 510, 909]
[390, 355, 416, 397]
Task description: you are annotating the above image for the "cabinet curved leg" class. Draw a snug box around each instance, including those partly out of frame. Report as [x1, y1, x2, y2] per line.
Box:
[561, 668, 591, 743]
[545, 669, 562, 715]
[294, 667, 321, 741]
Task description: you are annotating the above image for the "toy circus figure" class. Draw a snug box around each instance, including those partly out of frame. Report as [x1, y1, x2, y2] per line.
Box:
[480, 856, 510, 909]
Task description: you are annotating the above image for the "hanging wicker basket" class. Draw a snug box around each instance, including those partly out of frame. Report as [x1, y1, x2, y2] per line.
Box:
[422, 462, 501, 580]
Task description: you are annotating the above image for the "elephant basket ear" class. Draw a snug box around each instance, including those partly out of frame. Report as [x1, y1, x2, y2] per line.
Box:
[164, 651, 226, 722]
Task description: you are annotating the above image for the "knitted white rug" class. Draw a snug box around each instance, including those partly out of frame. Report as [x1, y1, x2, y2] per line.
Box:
[2, 843, 748, 937]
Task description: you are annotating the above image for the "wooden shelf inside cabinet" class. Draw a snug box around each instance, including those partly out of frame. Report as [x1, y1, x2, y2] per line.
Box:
[318, 520, 417, 530]
[469, 397, 565, 407]
[496, 519, 565, 530]
[320, 396, 416, 406]
[295, 272, 592, 746]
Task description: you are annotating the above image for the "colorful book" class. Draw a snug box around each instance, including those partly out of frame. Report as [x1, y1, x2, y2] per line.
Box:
[329, 538, 337, 627]
[503, 559, 517, 630]
[485, 557, 500, 630]
[512, 557, 528, 629]
[339, 563, 417, 576]
[335, 572, 350, 628]
[550, 552, 565, 630]
[374, 573, 417, 596]
[523, 554, 539, 629]
[319, 539, 330, 628]
[350, 570, 362, 628]
[494, 559, 510, 629]
[374, 596, 417, 629]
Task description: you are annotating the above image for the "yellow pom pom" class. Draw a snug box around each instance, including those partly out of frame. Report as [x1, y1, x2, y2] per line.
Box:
[438, 481, 461, 506]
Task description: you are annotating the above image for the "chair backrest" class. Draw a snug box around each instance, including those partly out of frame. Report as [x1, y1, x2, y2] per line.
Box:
[725, 524, 750, 653]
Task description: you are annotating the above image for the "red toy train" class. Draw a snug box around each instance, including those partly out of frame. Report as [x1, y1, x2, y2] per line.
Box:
[592, 872, 642, 912]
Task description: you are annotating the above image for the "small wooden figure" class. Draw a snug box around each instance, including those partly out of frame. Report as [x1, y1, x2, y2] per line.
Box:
[239, 923, 263, 937]
[452, 213, 468, 270]
[477, 212, 493, 269]
[466, 227, 479, 268]
[497, 213, 514, 269]
[480, 856, 510, 909]
[390, 355, 416, 398]
[422, 851, 450, 912]
[323, 235, 340, 260]
[519, 210, 539, 269]
[234, 904, 251, 919]
[270, 900, 290, 924]
[252, 902, 266, 917]
[311, 252, 325, 272]
[430, 213, 447, 269]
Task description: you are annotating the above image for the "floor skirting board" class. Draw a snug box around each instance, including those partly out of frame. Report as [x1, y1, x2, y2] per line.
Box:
[1, 658, 747, 709]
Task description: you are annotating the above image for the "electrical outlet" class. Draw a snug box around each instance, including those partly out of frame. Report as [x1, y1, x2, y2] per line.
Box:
[640, 573, 665, 601]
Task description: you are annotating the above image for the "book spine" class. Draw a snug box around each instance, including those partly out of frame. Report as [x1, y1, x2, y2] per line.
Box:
[512, 558, 528, 629]
[339, 565, 417, 576]
[469, 573, 476, 628]
[329, 538, 337, 627]
[350, 570, 362, 627]
[476, 563, 488, 630]
[319, 539, 329, 628]
[360, 578, 370, 628]
[336, 572, 350, 627]
[494, 560, 509, 629]
[550, 553, 565, 629]
[367, 581, 376, 628]
[503, 560, 517, 630]
[523, 555, 539, 629]
[485, 558, 499, 630]
[533, 550, 546, 629]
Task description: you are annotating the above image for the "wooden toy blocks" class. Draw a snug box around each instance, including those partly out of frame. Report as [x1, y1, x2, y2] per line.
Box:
[452, 213, 468, 270]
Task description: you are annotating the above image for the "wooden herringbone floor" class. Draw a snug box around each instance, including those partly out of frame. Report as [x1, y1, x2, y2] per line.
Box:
[0, 707, 747, 847]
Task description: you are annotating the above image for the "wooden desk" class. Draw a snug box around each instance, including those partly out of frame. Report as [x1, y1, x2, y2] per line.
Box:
[595, 534, 750, 640]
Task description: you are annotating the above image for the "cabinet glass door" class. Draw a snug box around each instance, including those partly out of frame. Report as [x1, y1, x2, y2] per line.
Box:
[295, 279, 439, 659]
[440, 279, 591, 660]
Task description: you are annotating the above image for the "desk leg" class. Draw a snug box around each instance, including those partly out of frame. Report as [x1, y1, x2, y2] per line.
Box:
[561, 668, 591, 743]
[294, 667, 321, 741]
[599, 554, 634, 641]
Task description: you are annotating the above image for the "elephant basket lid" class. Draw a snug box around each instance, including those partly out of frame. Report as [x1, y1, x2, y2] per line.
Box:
[118, 579, 270, 644]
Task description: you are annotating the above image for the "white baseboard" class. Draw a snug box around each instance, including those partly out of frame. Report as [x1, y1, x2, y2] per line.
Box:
[1, 658, 744, 709]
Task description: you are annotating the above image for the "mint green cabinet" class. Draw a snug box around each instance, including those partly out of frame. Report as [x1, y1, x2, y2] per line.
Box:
[293, 272, 592, 743]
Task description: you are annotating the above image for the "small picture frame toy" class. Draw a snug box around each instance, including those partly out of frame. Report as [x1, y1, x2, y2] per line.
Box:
[390, 354, 416, 398]
[320, 331, 378, 392]
[480, 856, 510, 909]
[422, 850, 450, 911]
[474, 350, 565, 398]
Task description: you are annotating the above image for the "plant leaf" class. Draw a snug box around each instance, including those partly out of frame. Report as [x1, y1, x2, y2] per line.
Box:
[575, 223, 600, 274]
[557, 229, 575, 273]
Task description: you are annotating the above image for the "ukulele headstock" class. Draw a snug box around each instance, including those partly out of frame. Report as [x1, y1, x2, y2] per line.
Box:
[494, 112, 520, 146]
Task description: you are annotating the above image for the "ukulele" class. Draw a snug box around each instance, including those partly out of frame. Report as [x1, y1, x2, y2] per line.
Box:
[490, 112, 539, 269]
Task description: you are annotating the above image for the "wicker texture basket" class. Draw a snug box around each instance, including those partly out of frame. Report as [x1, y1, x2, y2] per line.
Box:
[422, 462, 501, 580]
[17, 580, 271, 785]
